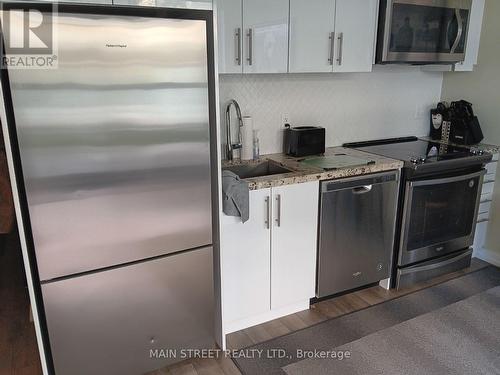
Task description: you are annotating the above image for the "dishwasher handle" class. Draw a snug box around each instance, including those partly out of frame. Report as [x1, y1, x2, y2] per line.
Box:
[352, 185, 373, 194]
[322, 171, 398, 193]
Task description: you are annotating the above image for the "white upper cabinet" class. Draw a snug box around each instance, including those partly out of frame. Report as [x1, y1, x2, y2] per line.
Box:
[289, 0, 336, 73]
[216, 0, 289, 74]
[242, 0, 289, 74]
[289, 0, 378, 73]
[217, 0, 379, 74]
[333, 0, 378, 73]
[455, 0, 485, 72]
[216, 0, 243, 74]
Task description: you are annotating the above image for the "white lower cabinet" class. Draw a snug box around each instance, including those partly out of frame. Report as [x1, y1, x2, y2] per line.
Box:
[221, 181, 319, 334]
[221, 188, 271, 327]
[271, 183, 319, 309]
[473, 153, 498, 256]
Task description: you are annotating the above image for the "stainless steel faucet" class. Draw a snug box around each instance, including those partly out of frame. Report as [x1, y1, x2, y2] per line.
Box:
[225, 99, 243, 161]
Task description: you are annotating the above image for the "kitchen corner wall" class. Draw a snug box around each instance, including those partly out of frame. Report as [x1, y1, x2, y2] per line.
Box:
[219, 66, 443, 155]
[441, 0, 500, 262]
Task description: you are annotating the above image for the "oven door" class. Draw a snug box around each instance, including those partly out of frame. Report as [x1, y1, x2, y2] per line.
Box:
[379, 0, 472, 63]
[398, 169, 484, 266]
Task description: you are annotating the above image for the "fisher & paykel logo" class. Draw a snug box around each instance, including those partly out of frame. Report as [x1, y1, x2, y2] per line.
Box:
[0, 3, 58, 69]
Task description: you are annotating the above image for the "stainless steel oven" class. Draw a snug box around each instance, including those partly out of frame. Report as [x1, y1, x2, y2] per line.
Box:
[377, 0, 472, 64]
[398, 169, 484, 267]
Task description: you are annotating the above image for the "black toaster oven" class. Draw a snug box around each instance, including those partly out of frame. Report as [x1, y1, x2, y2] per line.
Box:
[284, 126, 325, 157]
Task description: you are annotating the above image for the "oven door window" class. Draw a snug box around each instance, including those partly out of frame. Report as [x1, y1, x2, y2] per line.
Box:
[390, 3, 469, 54]
[406, 174, 481, 252]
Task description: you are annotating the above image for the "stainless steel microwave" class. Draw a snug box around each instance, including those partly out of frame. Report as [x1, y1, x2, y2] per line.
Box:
[376, 0, 472, 64]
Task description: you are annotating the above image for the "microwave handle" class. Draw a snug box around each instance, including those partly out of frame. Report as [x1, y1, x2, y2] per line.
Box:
[450, 8, 464, 54]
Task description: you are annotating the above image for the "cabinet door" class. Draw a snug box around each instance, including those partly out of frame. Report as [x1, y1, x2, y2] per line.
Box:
[216, 0, 243, 74]
[455, 0, 485, 72]
[242, 0, 289, 74]
[221, 188, 271, 325]
[289, 0, 336, 73]
[333, 0, 378, 73]
[271, 182, 319, 309]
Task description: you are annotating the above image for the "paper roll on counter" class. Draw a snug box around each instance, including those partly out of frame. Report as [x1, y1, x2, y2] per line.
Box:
[241, 116, 254, 160]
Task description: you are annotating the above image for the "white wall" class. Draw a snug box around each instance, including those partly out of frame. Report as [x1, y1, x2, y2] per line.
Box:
[220, 66, 443, 155]
[441, 0, 500, 259]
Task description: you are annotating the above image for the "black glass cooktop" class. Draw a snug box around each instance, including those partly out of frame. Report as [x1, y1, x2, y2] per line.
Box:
[344, 137, 492, 176]
[353, 139, 474, 163]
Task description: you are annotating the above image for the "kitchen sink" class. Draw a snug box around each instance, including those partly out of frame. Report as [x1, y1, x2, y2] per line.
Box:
[223, 160, 295, 179]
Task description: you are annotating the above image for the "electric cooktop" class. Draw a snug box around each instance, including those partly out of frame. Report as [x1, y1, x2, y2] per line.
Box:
[344, 137, 492, 175]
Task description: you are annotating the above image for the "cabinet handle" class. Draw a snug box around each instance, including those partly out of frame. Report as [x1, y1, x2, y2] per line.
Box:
[265, 196, 270, 229]
[328, 32, 335, 65]
[247, 28, 253, 66]
[336, 32, 344, 66]
[275, 194, 282, 227]
[235, 28, 242, 65]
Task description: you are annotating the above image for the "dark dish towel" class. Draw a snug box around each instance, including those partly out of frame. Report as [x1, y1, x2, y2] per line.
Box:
[222, 170, 250, 223]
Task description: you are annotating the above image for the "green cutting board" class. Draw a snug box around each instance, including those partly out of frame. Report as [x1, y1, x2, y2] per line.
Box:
[300, 154, 374, 170]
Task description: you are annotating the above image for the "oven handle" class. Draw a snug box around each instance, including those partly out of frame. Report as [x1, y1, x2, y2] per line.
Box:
[409, 170, 485, 188]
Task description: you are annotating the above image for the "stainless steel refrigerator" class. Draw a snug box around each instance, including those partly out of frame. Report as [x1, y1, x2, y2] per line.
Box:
[1, 4, 216, 375]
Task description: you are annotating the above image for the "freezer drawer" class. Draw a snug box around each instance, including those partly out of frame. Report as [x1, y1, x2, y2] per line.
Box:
[41, 247, 214, 375]
[317, 172, 399, 298]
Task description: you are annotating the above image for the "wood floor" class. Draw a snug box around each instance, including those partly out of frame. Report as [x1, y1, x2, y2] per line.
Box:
[154, 257, 490, 375]
[0, 235, 490, 375]
[0, 232, 43, 375]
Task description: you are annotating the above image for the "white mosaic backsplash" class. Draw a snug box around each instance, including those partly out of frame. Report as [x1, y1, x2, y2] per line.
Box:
[219, 66, 443, 156]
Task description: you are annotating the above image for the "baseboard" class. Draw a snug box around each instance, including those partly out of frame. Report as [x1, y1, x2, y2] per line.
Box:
[474, 247, 500, 267]
[224, 300, 310, 335]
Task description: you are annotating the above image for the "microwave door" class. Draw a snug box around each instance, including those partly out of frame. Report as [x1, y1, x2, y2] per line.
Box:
[380, 0, 471, 63]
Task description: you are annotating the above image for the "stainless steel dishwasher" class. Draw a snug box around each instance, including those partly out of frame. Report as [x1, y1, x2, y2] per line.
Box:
[317, 171, 400, 298]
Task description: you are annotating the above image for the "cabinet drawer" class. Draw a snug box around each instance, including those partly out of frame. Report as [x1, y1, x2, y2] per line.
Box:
[473, 220, 488, 252]
[481, 191, 493, 203]
[42, 249, 214, 375]
[482, 181, 495, 195]
[478, 201, 492, 214]
[477, 211, 490, 222]
[486, 161, 497, 177]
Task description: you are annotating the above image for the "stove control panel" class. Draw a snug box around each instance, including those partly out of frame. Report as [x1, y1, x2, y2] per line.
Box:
[410, 157, 426, 164]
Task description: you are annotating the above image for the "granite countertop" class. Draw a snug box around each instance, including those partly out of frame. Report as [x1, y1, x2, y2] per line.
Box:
[222, 147, 403, 191]
[419, 136, 500, 154]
